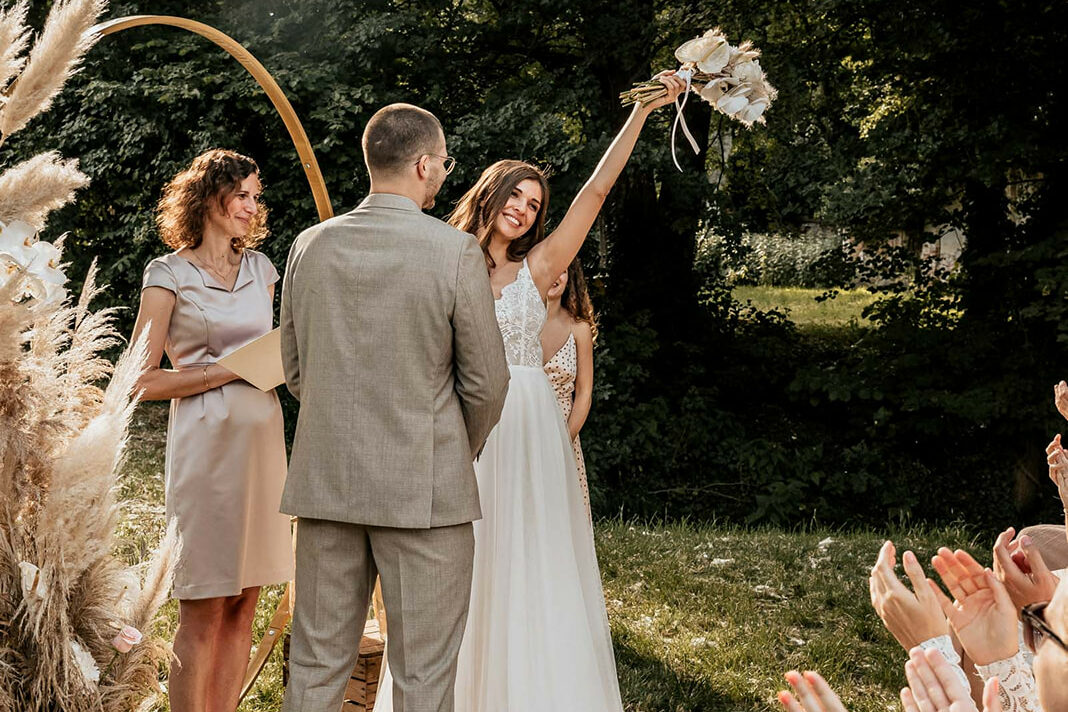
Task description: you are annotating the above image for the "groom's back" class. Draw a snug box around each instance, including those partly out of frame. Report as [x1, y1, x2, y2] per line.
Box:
[280, 193, 505, 528]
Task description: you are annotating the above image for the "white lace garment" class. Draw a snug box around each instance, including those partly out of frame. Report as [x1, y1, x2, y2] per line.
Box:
[494, 259, 545, 368]
[921, 635, 1040, 712]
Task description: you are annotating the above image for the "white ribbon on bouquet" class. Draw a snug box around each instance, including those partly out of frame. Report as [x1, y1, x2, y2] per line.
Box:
[670, 67, 701, 172]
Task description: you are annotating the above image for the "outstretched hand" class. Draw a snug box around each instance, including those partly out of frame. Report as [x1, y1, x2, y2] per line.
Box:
[640, 70, 689, 111]
[869, 540, 948, 649]
[779, 671, 848, 712]
[1045, 434, 1068, 509]
[992, 527, 1059, 610]
[901, 647, 1002, 712]
[1055, 381, 1068, 423]
[929, 548, 1018, 666]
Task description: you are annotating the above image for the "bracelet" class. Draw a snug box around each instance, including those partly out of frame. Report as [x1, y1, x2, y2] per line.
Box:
[202, 366, 210, 390]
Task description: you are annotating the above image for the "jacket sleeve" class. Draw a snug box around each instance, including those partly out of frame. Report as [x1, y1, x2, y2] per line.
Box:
[280, 240, 301, 401]
[452, 236, 510, 457]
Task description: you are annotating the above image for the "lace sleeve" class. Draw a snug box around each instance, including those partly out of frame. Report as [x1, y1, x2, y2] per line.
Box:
[975, 651, 1041, 712]
[919, 635, 971, 691]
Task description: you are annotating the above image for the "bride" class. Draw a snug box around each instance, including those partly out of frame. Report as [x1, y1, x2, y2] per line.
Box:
[376, 70, 685, 711]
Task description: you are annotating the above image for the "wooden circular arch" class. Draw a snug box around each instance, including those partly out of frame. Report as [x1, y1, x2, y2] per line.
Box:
[93, 15, 335, 221]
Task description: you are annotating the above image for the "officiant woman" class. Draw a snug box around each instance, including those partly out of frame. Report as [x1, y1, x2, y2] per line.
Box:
[130, 149, 293, 712]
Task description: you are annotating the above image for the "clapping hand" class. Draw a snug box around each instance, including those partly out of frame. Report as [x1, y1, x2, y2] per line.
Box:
[869, 540, 949, 649]
[1054, 382, 1068, 423]
[779, 671, 848, 712]
[901, 647, 1002, 712]
[992, 527, 1059, 610]
[929, 548, 1018, 666]
[1045, 434, 1068, 509]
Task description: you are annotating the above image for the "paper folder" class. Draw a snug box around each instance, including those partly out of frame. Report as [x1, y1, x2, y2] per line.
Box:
[217, 327, 285, 391]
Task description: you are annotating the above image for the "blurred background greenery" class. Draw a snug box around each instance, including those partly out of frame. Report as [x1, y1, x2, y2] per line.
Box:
[9, 0, 1068, 529]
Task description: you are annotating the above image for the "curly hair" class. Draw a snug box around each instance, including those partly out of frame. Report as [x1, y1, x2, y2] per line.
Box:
[155, 149, 268, 251]
[447, 160, 550, 269]
[560, 257, 598, 341]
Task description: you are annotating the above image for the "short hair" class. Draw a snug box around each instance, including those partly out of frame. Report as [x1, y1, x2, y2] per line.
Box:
[156, 148, 267, 251]
[362, 103, 443, 176]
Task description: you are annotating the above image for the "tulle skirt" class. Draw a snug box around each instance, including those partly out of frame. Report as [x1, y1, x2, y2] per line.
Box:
[376, 365, 623, 712]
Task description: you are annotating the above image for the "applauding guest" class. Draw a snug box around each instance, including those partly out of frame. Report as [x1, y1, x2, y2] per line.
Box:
[992, 526, 1060, 612]
[901, 648, 1003, 712]
[869, 540, 950, 650]
[779, 671, 849, 712]
[131, 149, 293, 712]
[1017, 429, 1068, 570]
[1016, 386, 1068, 570]
[929, 547, 1040, 712]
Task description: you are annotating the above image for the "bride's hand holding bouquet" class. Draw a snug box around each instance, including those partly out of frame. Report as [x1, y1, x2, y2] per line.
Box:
[631, 70, 690, 113]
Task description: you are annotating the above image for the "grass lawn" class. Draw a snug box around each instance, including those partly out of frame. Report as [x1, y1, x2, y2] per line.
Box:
[120, 402, 978, 712]
[733, 286, 878, 330]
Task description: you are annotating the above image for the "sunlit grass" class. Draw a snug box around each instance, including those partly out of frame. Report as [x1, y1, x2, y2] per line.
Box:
[119, 402, 977, 711]
[733, 286, 877, 329]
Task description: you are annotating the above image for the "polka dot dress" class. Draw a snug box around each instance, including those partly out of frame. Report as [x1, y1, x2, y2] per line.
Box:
[543, 331, 590, 519]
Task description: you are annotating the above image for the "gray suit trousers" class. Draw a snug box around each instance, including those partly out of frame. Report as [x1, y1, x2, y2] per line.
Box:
[282, 518, 474, 712]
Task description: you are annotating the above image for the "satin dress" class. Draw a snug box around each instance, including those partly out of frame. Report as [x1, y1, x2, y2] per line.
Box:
[142, 249, 293, 599]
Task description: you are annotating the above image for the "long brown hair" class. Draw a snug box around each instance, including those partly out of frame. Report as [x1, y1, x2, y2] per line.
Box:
[156, 148, 268, 251]
[447, 160, 550, 268]
[561, 258, 598, 341]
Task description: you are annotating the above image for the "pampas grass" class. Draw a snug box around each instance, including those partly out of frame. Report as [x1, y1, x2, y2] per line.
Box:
[0, 0, 105, 143]
[0, 1, 29, 95]
[0, 261, 179, 711]
[0, 0, 180, 708]
[0, 152, 89, 230]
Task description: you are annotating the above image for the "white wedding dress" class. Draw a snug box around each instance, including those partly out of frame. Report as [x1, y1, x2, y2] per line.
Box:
[375, 259, 624, 712]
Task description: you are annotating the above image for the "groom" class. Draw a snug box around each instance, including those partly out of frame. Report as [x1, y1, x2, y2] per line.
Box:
[279, 103, 509, 711]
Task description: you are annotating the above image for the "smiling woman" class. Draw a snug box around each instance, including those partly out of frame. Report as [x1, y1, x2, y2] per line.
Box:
[449, 159, 551, 272]
[128, 148, 294, 712]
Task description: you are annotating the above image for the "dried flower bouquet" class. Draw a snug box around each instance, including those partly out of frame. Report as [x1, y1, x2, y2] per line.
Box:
[621, 28, 777, 127]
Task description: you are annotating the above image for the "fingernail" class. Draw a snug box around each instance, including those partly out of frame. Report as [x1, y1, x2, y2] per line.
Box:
[1022, 535, 1033, 547]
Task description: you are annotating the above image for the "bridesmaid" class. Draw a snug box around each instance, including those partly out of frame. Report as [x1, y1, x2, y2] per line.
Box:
[130, 149, 293, 712]
[541, 257, 597, 520]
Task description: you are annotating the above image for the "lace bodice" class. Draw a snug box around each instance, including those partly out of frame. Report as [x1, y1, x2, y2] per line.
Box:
[494, 259, 546, 368]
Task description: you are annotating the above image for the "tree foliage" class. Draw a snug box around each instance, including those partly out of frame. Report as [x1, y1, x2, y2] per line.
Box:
[5, 0, 1067, 527]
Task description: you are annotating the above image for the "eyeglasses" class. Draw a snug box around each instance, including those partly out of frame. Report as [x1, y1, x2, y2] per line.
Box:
[416, 153, 456, 175]
[1022, 602, 1068, 654]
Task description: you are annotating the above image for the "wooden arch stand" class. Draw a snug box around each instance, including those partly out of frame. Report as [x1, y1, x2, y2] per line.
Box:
[91, 15, 387, 704]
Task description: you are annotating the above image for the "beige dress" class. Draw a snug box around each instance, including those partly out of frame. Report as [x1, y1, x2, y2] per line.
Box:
[143, 249, 293, 599]
[543, 331, 590, 518]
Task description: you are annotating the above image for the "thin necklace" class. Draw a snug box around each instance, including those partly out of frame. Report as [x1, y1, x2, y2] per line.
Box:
[189, 249, 240, 285]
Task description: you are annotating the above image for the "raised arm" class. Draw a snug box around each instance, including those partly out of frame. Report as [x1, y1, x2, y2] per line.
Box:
[528, 70, 687, 294]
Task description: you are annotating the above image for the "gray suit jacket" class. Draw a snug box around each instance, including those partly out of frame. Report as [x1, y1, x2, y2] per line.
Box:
[279, 193, 509, 528]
